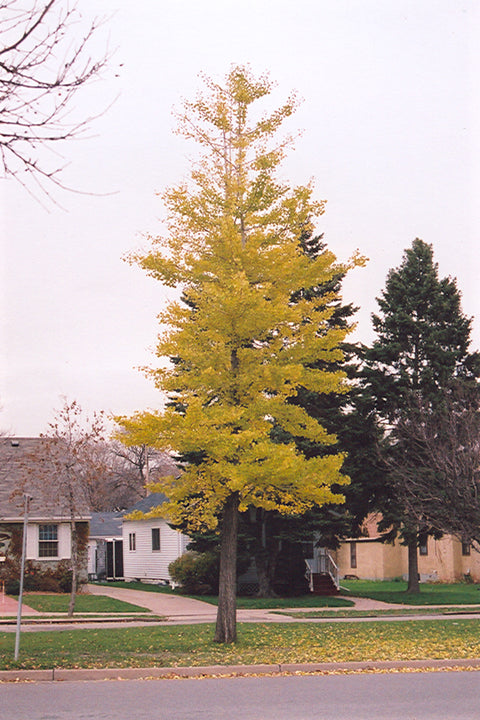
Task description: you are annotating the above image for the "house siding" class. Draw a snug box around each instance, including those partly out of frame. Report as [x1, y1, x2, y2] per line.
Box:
[336, 539, 404, 581]
[122, 519, 189, 583]
[336, 533, 480, 583]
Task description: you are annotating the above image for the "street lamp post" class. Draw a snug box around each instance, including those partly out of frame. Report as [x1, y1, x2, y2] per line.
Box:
[14, 493, 31, 661]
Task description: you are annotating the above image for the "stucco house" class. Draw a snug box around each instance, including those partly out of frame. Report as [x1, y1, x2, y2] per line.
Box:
[0, 437, 90, 585]
[334, 514, 480, 583]
[122, 492, 189, 584]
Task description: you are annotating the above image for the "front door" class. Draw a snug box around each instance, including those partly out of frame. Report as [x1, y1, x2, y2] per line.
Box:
[106, 542, 114, 578]
[114, 540, 124, 578]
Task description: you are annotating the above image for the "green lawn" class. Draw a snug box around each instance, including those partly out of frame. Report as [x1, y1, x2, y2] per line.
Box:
[22, 594, 149, 614]
[2, 619, 480, 670]
[341, 579, 480, 605]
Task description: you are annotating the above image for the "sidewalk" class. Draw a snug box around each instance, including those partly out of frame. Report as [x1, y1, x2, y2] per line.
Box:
[0, 593, 39, 617]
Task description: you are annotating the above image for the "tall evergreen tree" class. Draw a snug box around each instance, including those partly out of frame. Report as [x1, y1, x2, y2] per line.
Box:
[251, 232, 385, 596]
[363, 238, 480, 592]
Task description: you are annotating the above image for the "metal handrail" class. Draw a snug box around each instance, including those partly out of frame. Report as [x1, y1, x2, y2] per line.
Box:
[305, 551, 340, 591]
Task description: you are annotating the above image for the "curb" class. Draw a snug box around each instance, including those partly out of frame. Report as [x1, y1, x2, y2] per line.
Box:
[1, 658, 480, 683]
[0, 615, 160, 626]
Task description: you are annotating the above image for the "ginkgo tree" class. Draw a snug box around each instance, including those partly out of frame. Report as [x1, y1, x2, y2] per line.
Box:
[118, 66, 364, 643]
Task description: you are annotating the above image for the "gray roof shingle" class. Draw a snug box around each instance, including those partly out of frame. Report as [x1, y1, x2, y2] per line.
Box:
[0, 437, 90, 521]
[89, 511, 123, 538]
[124, 492, 168, 515]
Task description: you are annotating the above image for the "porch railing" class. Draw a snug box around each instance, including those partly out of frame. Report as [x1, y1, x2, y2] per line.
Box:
[305, 552, 340, 592]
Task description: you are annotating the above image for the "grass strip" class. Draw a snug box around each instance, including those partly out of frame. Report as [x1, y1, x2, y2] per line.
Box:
[203, 595, 354, 609]
[1, 619, 480, 671]
[273, 607, 480, 619]
[22, 594, 148, 614]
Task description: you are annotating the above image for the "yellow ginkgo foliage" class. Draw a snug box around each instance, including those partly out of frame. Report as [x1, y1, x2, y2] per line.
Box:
[117, 66, 364, 644]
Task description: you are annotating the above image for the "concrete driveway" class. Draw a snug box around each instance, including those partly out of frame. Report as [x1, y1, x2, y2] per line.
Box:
[87, 584, 219, 622]
[87, 584, 288, 623]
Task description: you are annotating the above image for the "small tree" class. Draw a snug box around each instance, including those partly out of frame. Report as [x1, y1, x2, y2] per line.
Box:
[17, 399, 107, 615]
[389, 382, 480, 546]
[363, 239, 480, 592]
[119, 67, 364, 642]
[0, 0, 109, 193]
[107, 440, 180, 509]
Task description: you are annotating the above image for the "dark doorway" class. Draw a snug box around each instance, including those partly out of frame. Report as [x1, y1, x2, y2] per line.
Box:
[106, 540, 124, 579]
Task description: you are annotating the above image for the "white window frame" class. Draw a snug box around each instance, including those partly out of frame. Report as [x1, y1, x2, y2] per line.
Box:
[129, 532, 136, 551]
[38, 524, 59, 558]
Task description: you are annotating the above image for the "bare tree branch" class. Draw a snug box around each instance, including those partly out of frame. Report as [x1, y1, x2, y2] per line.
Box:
[0, 0, 110, 195]
[15, 399, 109, 614]
[108, 441, 181, 509]
[387, 383, 480, 546]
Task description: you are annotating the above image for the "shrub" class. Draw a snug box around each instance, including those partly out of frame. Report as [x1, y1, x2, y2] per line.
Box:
[58, 567, 73, 593]
[169, 551, 219, 595]
[5, 579, 20, 595]
[2, 559, 74, 594]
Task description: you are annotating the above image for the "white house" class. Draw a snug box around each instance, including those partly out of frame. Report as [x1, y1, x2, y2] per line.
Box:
[122, 493, 189, 584]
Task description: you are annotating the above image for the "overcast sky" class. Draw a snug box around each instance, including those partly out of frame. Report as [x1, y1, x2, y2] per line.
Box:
[1, 0, 479, 436]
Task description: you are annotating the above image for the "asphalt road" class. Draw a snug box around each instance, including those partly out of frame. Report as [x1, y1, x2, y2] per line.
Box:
[0, 671, 477, 720]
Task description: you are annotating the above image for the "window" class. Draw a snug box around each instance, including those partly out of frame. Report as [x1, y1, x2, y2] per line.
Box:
[462, 542, 471, 556]
[152, 528, 161, 551]
[419, 537, 428, 556]
[39, 524, 58, 557]
[350, 541, 357, 569]
[129, 532, 136, 551]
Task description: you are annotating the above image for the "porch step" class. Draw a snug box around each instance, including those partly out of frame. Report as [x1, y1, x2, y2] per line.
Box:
[311, 573, 339, 596]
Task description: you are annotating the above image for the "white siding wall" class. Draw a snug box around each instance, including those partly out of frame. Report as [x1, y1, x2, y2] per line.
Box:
[25, 523, 37, 559]
[87, 540, 96, 575]
[122, 519, 189, 582]
[58, 523, 71, 559]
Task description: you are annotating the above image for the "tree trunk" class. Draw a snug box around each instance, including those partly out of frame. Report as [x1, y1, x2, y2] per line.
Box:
[214, 493, 239, 644]
[249, 510, 279, 598]
[254, 547, 279, 598]
[406, 538, 420, 594]
[68, 521, 78, 617]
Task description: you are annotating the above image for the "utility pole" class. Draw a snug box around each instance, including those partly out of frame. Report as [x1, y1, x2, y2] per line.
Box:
[14, 493, 31, 661]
